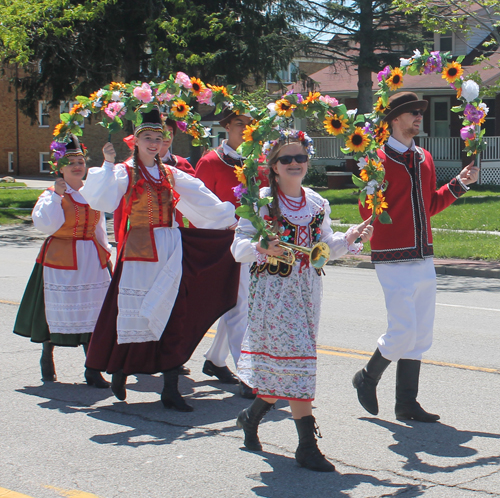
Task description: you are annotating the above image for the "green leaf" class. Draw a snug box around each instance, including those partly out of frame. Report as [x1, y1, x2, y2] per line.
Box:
[257, 196, 272, 208]
[60, 113, 71, 123]
[378, 211, 392, 224]
[456, 55, 465, 64]
[451, 105, 464, 113]
[351, 175, 366, 189]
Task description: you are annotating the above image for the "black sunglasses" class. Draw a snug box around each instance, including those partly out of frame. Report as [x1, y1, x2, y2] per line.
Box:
[276, 154, 308, 165]
[409, 110, 425, 116]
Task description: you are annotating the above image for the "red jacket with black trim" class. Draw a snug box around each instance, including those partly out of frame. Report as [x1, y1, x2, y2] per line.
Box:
[359, 143, 468, 263]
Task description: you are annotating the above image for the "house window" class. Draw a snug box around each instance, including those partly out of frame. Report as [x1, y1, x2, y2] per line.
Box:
[217, 131, 227, 146]
[38, 101, 50, 127]
[268, 62, 298, 84]
[40, 152, 51, 173]
[60, 101, 85, 128]
[439, 33, 453, 52]
[8, 152, 14, 173]
[483, 99, 496, 136]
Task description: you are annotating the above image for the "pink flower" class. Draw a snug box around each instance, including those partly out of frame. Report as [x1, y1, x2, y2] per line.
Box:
[196, 88, 213, 105]
[377, 66, 391, 82]
[460, 125, 475, 141]
[176, 121, 188, 132]
[319, 95, 339, 107]
[104, 102, 126, 120]
[156, 91, 174, 102]
[133, 83, 153, 103]
[175, 72, 192, 89]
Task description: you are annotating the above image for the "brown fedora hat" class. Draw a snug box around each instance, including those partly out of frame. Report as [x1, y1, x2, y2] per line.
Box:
[383, 92, 428, 123]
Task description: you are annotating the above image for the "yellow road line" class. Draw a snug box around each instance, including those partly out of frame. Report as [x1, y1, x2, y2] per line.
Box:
[0, 488, 35, 498]
[0, 299, 19, 306]
[44, 486, 101, 498]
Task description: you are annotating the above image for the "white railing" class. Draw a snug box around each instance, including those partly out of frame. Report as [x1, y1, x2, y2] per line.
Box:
[313, 137, 344, 159]
[418, 137, 463, 161]
[312, 136, 500, 162]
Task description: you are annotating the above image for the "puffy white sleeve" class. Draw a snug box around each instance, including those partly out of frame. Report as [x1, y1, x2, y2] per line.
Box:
[321, 202, 363, 259]
[80, 161, 129, 213]
[31, 189, 65, 235]
[172, 168, 236, 229]
[231, 215, 263, 263]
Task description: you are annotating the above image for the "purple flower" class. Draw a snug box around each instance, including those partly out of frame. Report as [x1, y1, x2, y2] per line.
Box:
[377, 66, 391, 82]
[423, 51, 443, 74]
[286, 90, 294, 96]
[460, 125, 475, 141]
[176, 121, 188, 132]
[463, 104, 484, 124]
[232, 183, 248, 200]
[50, 141, 66, 160]
[297, 93, 304, 103]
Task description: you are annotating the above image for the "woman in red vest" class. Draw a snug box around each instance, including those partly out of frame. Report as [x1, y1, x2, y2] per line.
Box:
[14, 135, 112, 388]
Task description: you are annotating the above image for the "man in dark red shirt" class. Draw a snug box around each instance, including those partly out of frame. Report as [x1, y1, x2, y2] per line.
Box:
[195, 109, 268, 398]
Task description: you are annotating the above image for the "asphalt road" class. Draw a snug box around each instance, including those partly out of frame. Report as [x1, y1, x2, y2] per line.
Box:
[1, 237, 499, 498]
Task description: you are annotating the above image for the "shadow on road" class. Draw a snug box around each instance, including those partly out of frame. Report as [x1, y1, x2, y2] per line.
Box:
[364, 417, 500, 473]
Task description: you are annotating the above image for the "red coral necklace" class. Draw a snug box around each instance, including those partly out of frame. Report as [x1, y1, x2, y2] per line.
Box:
[277, 186, 306, 211]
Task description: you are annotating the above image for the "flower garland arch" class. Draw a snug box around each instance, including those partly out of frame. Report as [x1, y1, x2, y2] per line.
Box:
[49, 53, 487, 245]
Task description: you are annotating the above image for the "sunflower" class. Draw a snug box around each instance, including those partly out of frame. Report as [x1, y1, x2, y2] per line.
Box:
[69, 103, 83, 115]
[302, 91, 321, 105]
[360, 169, 369, 182]
[207, 84, 229, 97]
[109, 81, 126, 91]
[366, 190, 389, 215]
[243, 124, 258, 142]
[53, 122, 65, 137]
[442, 61, 464, 84]
[374, 97, 388, 114]
[190, 77, 205, 96]
[374, 122, 390, 145]
[346, 127, 371, 153]
[234, 165, 247, 186]
[171, 100, 191, 118]
[386, 67, 404, 91]
[323, 114, 349, 136]
[275, 98, 297, 117]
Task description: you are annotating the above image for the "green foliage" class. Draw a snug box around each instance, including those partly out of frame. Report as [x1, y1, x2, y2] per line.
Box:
[0, 0, 306, 120]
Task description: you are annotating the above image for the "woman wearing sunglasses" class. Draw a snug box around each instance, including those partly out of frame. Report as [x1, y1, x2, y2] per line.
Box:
[231, 129, 373, 472]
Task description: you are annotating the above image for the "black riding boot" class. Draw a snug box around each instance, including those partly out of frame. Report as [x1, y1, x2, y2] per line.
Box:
[294, 415, 335, 472]
[40, 341, 56, 381]
[111, 370, 128, 401]
[82, 343, 110, 389]
[395, 359, 440, 422]
[161, 368, 193, 412]
[352, 348, 391, 415]
[236, 398, 274, 451]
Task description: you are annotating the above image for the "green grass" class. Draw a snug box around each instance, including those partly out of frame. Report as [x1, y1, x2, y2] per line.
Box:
[0, 209, 33, 225]
[319, 186, 500, 260]
[0, 182, 27, 188]
[0, 189, 44, 208]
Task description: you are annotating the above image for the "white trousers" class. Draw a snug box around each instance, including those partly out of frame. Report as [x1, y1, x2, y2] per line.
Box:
[204, 263, 250, 368]
[375, 259, 436, 362]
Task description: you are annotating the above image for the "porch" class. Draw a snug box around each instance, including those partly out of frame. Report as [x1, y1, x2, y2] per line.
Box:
[311, 136, 500, 185]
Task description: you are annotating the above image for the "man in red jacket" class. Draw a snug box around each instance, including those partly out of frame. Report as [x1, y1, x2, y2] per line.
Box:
[195, 108, 268, 398]
[353, 92, 479, 422]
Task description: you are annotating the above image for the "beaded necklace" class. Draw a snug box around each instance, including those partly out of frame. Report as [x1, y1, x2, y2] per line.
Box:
[277, 186, 306, 211]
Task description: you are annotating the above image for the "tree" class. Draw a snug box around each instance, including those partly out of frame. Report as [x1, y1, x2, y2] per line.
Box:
[0, 0, 308, 120]
[293, 0, 429, 112]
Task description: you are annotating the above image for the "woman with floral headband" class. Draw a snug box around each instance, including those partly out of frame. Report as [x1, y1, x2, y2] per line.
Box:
[14, 135, 112, 388]
[232, 130, 373, 472]
[80, 108, 239, 412]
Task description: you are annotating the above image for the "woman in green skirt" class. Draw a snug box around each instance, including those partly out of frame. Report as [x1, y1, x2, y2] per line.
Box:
[13, 135, 112, 387]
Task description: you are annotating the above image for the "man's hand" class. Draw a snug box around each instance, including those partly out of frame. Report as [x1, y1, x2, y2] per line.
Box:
[459, 161, 479, 186]
[103, 142, 116, 163]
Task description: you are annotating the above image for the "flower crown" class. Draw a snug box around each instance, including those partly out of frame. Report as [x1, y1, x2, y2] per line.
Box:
[262, 129, 314, 158]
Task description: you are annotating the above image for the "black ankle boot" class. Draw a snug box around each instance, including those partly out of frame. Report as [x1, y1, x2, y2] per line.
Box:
[352, 348, 391, 415]
[40, 342, 56, 381]
[395, 359, 440, 423]
[111, 370, 127, 401]
[236, 397, 274, 451]
[294, 415, 335, 472]
[83, 343, 110, 388]
[161, 369, 193, 412]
